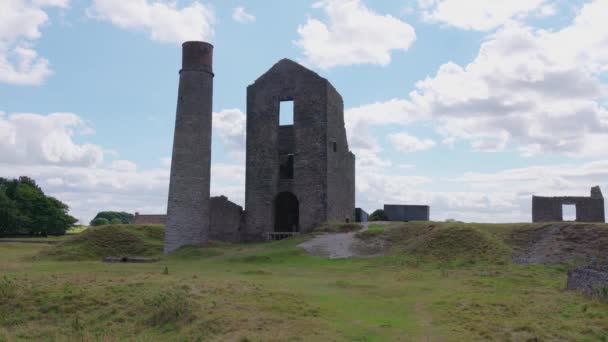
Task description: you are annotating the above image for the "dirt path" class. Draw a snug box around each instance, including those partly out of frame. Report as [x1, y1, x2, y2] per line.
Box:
[298, 222, 385, 259]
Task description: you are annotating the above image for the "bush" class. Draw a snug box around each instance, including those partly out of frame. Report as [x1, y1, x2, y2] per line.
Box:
[369, 209, 388, 221]
[90, 211, 134, 226]
[91, 218, 110, 226]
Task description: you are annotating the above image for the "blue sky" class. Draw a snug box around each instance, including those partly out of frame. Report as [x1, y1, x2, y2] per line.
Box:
[1, 0, 607, 223]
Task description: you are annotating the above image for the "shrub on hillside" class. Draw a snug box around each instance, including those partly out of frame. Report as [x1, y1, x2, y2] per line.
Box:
[0, 176, 77, 236]
[91, 218, 110, 226]
[90, 211, 134, 226]
[369, 209, 388, 221]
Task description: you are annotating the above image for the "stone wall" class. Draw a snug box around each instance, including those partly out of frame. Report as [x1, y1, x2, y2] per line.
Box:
[209, 196, 243, 243]
[132, 213, 167, 225]
[384, 205, 430, 222]
[244, 59, 355, 241]
[532, 186, 605, 223]
[567, 266, 608, 300]
[355, 208, 368, 223]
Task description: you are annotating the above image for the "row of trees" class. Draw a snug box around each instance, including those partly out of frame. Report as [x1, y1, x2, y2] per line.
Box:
[0, 177, 77, 236]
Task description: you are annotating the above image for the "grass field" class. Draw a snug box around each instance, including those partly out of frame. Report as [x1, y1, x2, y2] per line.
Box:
[1, 223, 607, 341]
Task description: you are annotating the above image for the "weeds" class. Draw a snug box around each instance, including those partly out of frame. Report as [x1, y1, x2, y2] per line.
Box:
[144, 289, 194, 327]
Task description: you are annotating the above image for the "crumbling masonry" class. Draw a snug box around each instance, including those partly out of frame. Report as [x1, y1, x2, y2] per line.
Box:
[244, 59, 355, 241]
[532, 186, 605, 223]
[164, 42, 355, 252]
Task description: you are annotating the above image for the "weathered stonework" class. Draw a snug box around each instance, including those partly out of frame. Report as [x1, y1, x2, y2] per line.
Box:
[244, 59, 355, 241]
[384, 205, 430, 222]
[132, 213, 166, 225]
[164, 42, 214, 253]
[532, 186, 605, 223]
[209, 196, 244, 243]
[567, 266, 608, 300]
[355, 208, 368, 223]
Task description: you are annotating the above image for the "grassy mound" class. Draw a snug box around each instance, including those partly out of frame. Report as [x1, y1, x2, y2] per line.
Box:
[374, 222, 511, 264]
[39, 225, 164, 261]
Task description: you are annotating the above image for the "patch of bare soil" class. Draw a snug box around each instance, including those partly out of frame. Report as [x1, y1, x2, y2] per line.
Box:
[298, 222, 386, 259]
[510, 223, 608, 264]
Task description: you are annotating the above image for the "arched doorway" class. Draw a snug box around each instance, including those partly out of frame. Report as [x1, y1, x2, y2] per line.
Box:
[274, 192, 299, 232]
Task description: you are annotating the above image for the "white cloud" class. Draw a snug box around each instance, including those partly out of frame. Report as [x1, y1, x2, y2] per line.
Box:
[89, 0, 215, 44]
[0, 109, 248, 224]
[420, 0, 552, 31]
[356, 157, 608, 223]
[111, 160, 137, 172]
[0, 0, 65, 85]
[213, 108, 246, 160]
[0, 112, 104, 166]
[388, 132, 436, 152]
[347, 1, 608, 157]
[295, 0, 416, 68]
[232, 6, 255, 24]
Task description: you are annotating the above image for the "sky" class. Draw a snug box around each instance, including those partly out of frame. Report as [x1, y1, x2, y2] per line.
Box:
[1, 0, 608, 224]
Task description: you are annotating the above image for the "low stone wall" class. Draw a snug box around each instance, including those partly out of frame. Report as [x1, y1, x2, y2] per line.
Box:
[209, 196, 244, 242]
[567, 266, 608, 299]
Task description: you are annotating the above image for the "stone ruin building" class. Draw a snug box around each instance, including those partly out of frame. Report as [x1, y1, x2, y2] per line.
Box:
[164, 42, 355, 253]
[384, 204, 430, 222]
[532, 186, 605, 223]
[244, 59, 355, 241]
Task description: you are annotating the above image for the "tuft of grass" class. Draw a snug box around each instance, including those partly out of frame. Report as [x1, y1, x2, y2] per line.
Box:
[144, 288, 194, 328]
[355, 223, 386, 239]
[38, 224, 164, 261]
[0, 276, 17, 304]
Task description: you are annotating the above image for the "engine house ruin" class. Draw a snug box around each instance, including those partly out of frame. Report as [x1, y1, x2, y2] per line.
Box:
[164, 42, 355, 252]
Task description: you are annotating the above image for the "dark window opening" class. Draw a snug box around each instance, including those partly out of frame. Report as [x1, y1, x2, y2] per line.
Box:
[279, 154, 294, 179]
[332, 141, 337, 152]
[562, 204, 576, 221]
[279, 101, 294, 126]
[274, 192, 299, 232]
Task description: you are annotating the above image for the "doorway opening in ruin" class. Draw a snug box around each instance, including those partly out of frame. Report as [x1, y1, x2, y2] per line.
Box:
[562, 204, 576, 221]
[279, 100, 294, 126]
[274, 192, 299, 232]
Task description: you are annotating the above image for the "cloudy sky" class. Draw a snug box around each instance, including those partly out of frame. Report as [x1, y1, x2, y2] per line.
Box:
[1, 0, 607, 224]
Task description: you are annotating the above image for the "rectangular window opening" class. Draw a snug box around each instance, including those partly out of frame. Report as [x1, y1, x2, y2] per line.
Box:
[279, 101, 294, 126]
[562, 204, 576, 221]
[332, 141, 337, 152]
[279, 154, 294, 179]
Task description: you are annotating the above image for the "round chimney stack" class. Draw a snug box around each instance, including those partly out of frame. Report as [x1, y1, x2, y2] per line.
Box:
[181, 41, 213, 73]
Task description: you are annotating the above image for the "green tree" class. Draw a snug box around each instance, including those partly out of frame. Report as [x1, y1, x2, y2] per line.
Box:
[91, 218, 110, 226]
[110, 218, 122, 225]
[369, 209, 387, 221]
[0, 177, 76, 236]
[90, 212, 134, 226]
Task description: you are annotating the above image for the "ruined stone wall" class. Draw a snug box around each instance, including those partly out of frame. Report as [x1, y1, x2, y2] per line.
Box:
[326, 82, 355, 223]
[567, 266, 608, 299]
[532, 187, 605, 223]
[165, 42, 213, 253]
[132, 214, 167, 225]
[384, 205, 430, 222]
[209, 196, 243, 243]
[244, 59, 355, 240]
[355, 208, 368, 223]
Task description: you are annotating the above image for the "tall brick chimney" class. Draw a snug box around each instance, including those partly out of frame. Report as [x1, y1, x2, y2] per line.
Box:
[164, 41, 214, 253]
